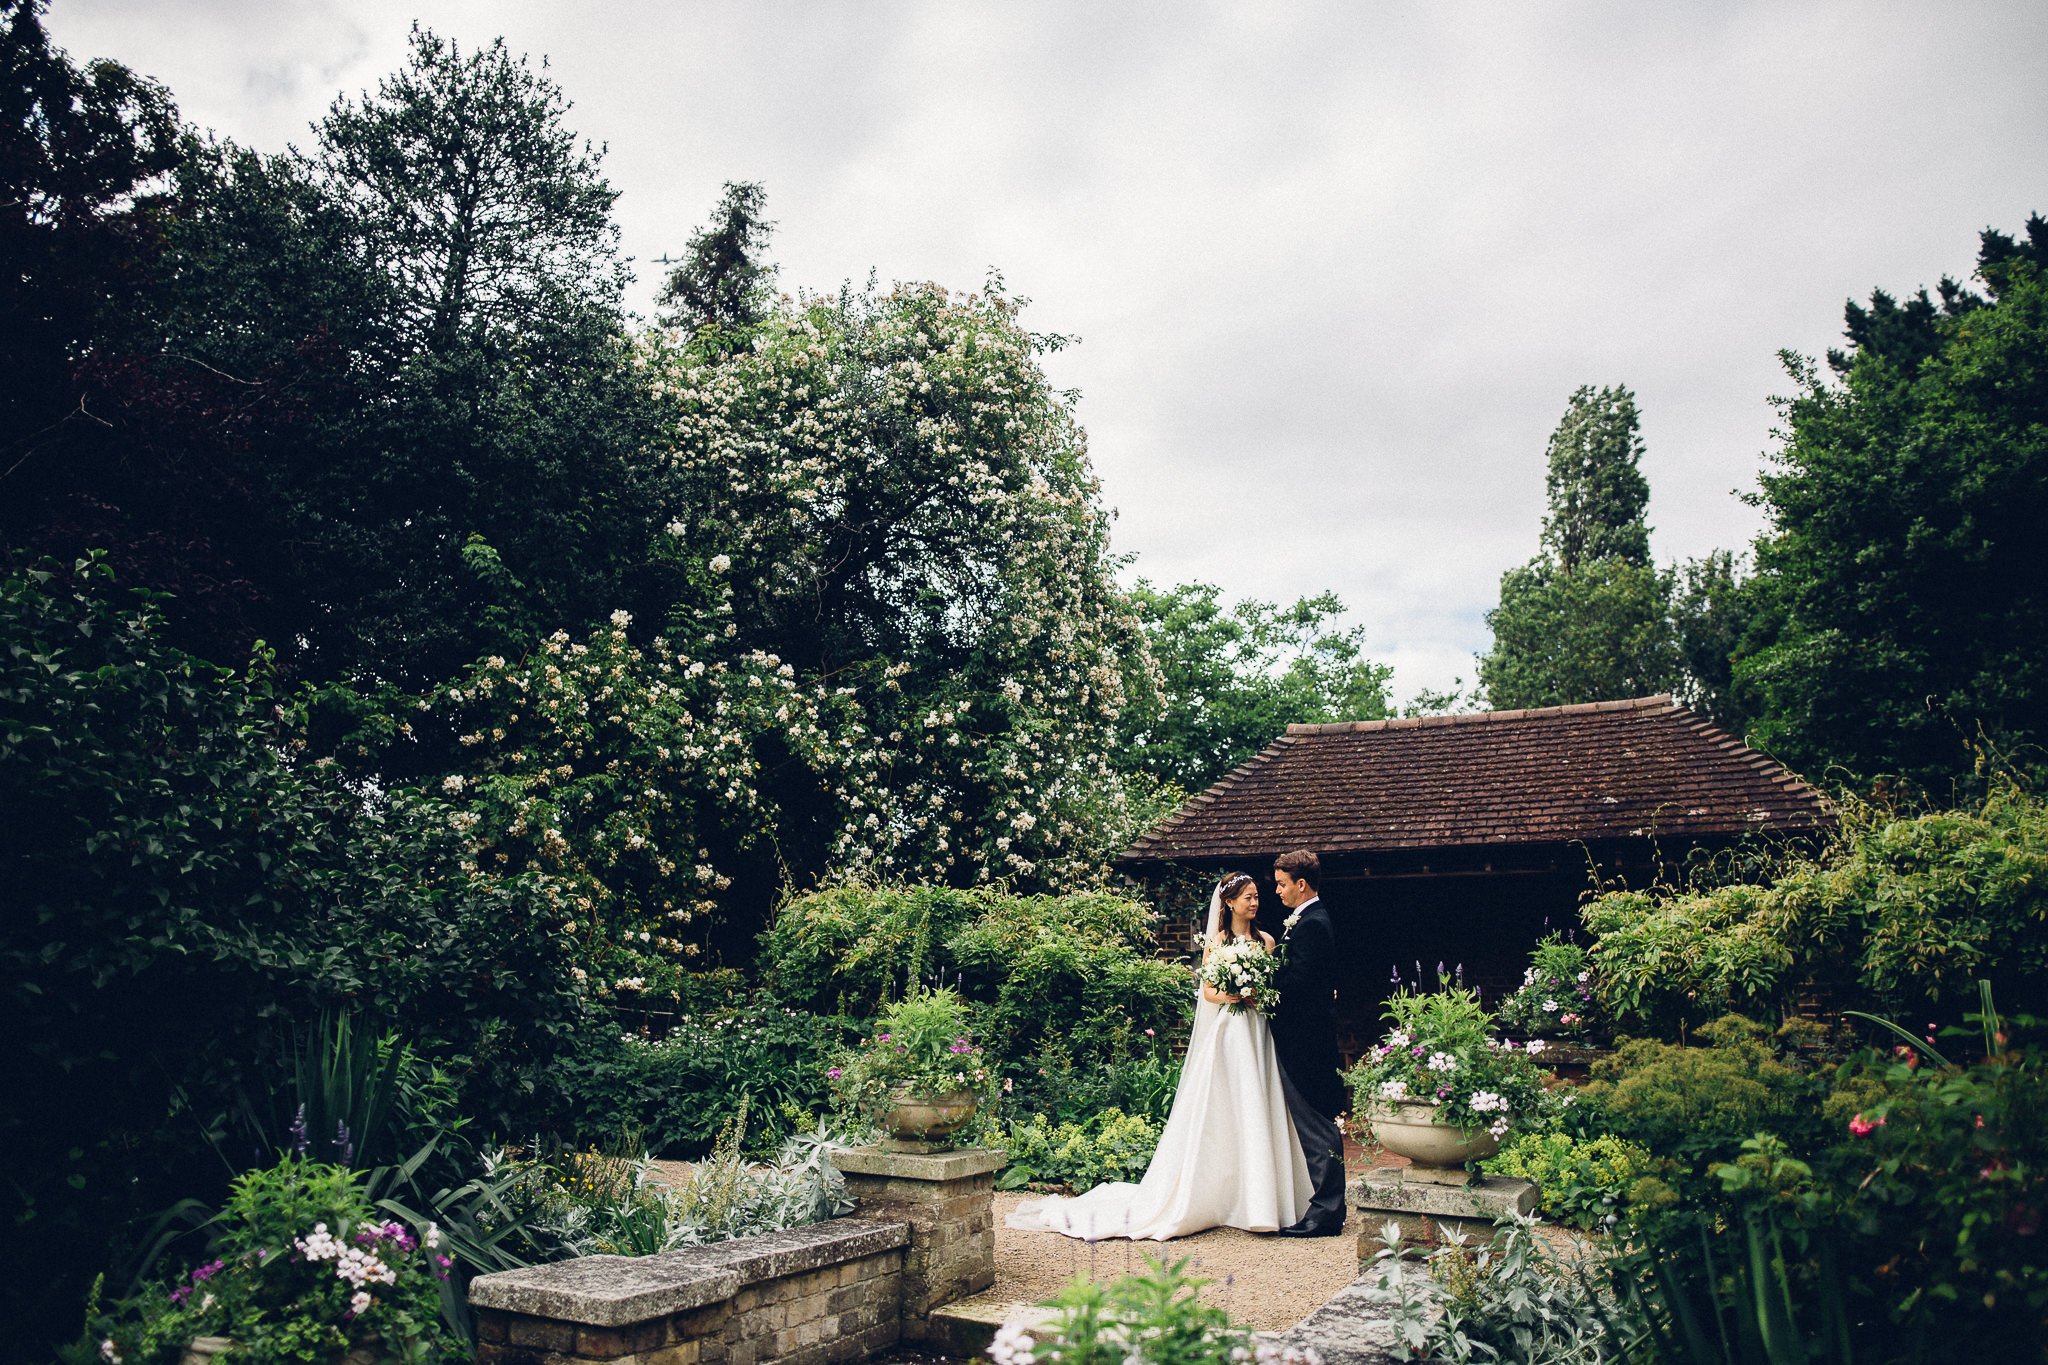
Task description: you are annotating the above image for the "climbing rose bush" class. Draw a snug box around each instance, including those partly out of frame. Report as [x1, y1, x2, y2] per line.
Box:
[432, 280, 1162, 992]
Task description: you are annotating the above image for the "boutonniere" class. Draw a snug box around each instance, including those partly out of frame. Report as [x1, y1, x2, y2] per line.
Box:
[1283, 905, 1306, 936]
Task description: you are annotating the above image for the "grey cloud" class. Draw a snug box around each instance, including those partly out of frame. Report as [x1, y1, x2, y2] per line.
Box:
[46, 0, 2048, 700]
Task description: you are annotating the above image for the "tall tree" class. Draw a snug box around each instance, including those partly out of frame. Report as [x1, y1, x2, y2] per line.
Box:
[1480, 385, 1677, 709]
[1539, 384, 1652, 571]
[1737, 216, 2048, 788]
[658, 180, 777, 340]
[0, 0, 180, 558]
[314, 24, 624, 352]
[1114, 582, 1393, 792]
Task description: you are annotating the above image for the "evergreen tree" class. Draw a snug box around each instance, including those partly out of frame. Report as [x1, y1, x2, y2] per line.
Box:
[1480, 385, 1677, 709]
[1737, 216, 2048, 788]
[658, 180, 777, 340]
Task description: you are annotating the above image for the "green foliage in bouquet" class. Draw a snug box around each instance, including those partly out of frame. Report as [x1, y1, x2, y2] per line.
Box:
[1493, 933, 1602, 1041]
[1343, 985, 1555, 1140]
[994, 1109, 1163, 1193]
[826, 988, 997, 1119]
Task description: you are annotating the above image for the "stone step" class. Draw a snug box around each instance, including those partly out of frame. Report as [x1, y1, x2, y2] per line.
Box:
[923, 1293, 1061, 1358]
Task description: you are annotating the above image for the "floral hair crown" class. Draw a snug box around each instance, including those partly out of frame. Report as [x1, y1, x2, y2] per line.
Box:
[1216, 872, 1254, 898]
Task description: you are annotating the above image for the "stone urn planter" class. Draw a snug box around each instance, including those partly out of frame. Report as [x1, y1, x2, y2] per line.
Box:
[1367, 1100, 1499, 1184]
[882, 1087, 978, 1145]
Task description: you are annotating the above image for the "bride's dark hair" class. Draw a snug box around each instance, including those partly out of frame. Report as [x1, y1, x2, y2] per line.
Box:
[1213, 873, 1255, 939]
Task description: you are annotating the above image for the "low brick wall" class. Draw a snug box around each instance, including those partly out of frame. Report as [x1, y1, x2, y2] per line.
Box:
[831, 1146, 1001, 1341]
[470, 1219, 910, 1365]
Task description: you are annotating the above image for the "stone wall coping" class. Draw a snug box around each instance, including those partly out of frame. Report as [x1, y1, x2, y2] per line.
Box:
[831, 1145, 1006, 1180]
[468, 1217, 910, 1326]
[1351, 1171, 1538, 1220]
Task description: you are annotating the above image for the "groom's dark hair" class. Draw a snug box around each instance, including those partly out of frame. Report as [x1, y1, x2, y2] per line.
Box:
[1273, 848, 1321, 890]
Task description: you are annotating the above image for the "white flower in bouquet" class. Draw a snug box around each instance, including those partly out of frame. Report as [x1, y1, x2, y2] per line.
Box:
[1199, 939, 1281, 1015]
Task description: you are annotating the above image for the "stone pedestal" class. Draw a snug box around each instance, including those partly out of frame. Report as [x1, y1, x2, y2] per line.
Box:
[831, 1145, 1001, 1343]
[1350, 1169, 1537, 1255]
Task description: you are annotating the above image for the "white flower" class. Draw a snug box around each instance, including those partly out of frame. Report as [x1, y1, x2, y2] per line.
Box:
[610, 609, 632, 628]
[665, 519, 686, 538]
[1542, 999, 1559, 1012]
[1425, 1051, 1458, 1073]
[988, 1324, 1035, 1365]
[1386, 1029, 1411, 1048]
[1468, 1090, 1507, 1113]
[350, 1289, 373, 1316]
[1577, 970, 1591, 982]
[100, 1341, 122, 1364]
[441, 774, 464, 794]
[709, 554, 732, 574]
[1378, 1080, 1410, 1101]
[1525, 1039, 1547, 1056]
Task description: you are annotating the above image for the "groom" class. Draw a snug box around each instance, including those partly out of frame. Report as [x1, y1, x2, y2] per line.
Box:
[1269, 848, 1347, 1237]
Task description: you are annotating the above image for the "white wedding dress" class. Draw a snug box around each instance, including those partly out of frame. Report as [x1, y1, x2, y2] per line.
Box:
[1006, 925, 1313, 1240]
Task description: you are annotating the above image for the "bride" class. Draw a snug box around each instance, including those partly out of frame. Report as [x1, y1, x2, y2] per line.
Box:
[1005, 873, 1313, 1239]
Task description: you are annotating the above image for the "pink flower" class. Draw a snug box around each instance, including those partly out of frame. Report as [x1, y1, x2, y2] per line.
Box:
[826, 1067, 842, 1079]
[1848, 1112, 1885, 1137]
[1144, 1028, 1155, 1037]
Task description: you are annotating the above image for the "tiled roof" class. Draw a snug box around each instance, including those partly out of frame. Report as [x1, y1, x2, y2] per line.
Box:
[1119, 695, 1830, 865]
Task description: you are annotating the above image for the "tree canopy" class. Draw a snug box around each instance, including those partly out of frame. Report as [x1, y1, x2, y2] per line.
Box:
[1113, 582, 1392, 792]
[1736, 216, 2048, 789]
[1480, 385, 1680, 710]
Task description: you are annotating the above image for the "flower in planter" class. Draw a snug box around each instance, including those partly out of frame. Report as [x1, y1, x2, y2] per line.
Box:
[1342, 985, 1555, 1139]
[827, 986, 997, 1136]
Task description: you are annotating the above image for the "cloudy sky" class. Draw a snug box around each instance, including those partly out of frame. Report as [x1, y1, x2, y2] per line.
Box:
[47, 1, 2048, 701]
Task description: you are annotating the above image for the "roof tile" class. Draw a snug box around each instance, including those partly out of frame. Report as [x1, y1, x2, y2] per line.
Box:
[1118, 695, 1830, 863]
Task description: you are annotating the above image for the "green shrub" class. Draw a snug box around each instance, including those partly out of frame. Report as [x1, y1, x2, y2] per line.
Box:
[1481, 1130, 1662, 1230]
[1363, 1215, 1619, 1363]
[995, 1109, 1162, 1193]
[75, 1158, 461, 1365]
[1581, 1016, 1824, 1164]
[1584, 785, 2048, 1034]
[1825, 992, 2048, 1355]
[760, 882, 1193, 1068]
[555, 1004, 856, 1158]
[1, 558, 586, 1350]
[997, 1254, 1318, 1365]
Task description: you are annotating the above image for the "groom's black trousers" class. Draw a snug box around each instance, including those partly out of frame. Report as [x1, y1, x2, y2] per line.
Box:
[1278, 1065, 1347, 1227]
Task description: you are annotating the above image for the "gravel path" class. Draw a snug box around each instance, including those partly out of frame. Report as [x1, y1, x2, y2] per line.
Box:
[985, 1140, 1404, 1334]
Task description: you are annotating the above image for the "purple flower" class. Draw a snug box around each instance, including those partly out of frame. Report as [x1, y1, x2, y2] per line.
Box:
[827, 1067, 842, 1079]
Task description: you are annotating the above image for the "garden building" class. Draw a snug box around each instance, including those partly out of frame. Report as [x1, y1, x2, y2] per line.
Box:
[1117, 694, 1831, 1053]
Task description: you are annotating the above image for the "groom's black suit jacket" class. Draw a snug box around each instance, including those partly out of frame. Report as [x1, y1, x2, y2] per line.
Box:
[1270, 898, 1346, 1119]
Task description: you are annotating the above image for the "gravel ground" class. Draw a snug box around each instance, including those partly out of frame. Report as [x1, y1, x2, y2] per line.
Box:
[985, 1140, 1404, 1334]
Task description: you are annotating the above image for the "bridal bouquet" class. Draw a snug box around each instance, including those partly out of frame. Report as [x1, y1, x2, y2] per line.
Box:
[1199, 939, 1280, 1014]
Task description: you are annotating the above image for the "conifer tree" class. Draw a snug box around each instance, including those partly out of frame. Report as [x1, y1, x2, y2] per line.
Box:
[1480, 385, 1677, 709]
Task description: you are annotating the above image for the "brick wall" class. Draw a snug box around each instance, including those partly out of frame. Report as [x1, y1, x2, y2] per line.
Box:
[471, 1220, 909, 1365]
